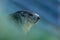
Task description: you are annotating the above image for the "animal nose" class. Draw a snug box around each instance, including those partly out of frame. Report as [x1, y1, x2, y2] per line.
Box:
[37, 16, 40, 20]
[34, 13, 40, 20]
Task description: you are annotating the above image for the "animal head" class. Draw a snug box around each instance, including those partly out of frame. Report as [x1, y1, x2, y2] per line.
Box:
[12, 10, 40, 24]
[11, 10, 40, 32]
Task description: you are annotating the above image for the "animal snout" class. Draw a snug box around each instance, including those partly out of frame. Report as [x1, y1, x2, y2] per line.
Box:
[37, 16, 40, 20]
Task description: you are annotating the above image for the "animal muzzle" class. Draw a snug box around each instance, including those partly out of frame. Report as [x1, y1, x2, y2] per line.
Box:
[27, 13, 40, 24]
[33, 13, 40, 24]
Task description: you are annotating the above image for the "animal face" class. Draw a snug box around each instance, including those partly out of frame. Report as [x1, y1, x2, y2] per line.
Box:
[10, 10, 40, 32]
[11, 10, 40, 24]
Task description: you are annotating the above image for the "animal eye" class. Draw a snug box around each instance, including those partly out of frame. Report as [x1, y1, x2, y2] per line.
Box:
[28, 13, 33, 16]
[21, 14, 25, 17]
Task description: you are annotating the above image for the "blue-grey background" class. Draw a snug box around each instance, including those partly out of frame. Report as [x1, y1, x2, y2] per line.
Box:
[0, 0, 60, 40]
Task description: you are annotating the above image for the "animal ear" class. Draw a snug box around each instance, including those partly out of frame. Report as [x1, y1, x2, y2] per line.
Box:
[16, 10, 25, 14]
[15, 11, 21, 13]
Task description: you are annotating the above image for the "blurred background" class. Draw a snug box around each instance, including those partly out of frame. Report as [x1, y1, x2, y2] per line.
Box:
[0, 0, 60, 40]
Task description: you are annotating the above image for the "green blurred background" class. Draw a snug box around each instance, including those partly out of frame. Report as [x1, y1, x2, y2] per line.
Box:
[0, 0, 60, 40]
